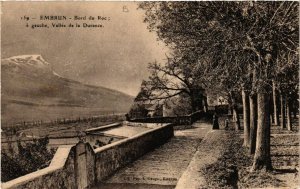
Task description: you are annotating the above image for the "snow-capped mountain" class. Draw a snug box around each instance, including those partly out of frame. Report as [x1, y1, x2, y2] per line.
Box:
[2, 55, 50, 72]
[1, 55, 134, 124]
[2, 54, 49, 66]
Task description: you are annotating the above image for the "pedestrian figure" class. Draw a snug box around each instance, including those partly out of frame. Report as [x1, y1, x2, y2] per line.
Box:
[225, 118, 229, 130]
[125, 113, 130, 121]
[212, 112, 219, 130]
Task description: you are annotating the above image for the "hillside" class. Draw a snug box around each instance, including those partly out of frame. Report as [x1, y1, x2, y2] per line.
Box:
[1, 55, 134, 125]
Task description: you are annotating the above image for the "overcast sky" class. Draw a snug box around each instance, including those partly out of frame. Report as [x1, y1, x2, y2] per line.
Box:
[1, 2, 168, 96]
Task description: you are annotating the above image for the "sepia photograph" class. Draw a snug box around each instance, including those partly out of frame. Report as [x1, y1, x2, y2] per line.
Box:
[1, 1, 299, 189]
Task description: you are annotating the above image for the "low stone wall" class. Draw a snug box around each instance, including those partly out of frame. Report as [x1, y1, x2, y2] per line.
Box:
[2, 145, 76, 189]
[93, 124, 174, 182]
[2, 123, 174, 189]
[130, 110, 207, 125]
[85, 122, 122, 133]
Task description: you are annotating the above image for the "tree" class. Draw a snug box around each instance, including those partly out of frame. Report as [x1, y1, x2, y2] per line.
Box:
[201, 1, 298, 171]
[139, 2, 225, 112]
[242, 87, 250, 146]
[271, 15, 299, 129]
[141, 54, 206, 112]
[128, 103, 149, 119]
[140, 1, 299, 171]
[275, 52, 299, 131]
[128, 81, 151, 119]
[162, 93, 193, 116]
[249, 93, 258, 155]
[272, 80, 280, 126]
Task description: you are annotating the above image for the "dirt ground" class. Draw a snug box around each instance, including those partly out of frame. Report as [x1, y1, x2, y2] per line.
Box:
[201, 119, 299, 189]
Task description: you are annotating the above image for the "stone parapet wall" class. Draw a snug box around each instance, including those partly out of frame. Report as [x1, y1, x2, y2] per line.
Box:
[2, 123, 174, 189]
[2, 145, 76, 189]
[93, 124, 174, 182]
[130, 110, 209, 125]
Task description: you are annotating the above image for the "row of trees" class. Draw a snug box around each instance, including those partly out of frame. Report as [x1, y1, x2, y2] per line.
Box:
[138, 2, 299, 171]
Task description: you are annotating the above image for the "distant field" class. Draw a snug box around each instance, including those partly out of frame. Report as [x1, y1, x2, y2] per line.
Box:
[2, 114, 125, 142]
[2, 113, 125, 135]
[1, 114, 126, 157]
[1, 102, 125, 126]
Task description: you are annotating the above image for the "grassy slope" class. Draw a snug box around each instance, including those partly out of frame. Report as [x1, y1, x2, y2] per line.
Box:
[201, 118, 299, 188]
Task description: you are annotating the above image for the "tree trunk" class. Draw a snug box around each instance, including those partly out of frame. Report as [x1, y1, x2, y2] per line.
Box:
[299, 99, 300, 128]
[249, 94, 257, 154]
[298, 96, 300, 128]
[190, 94, 197, 113]
[251, 92, 272, 171]
[280, 93, 286, 129]
[292, 102, 297, 119]
[229, 92, 241, 131]
[272, 80, 279, 126]
[212, 113, 219, 130]
[233, 106, 241, 131]
[228, 107, 232, 115]
[242, 89, 250, 147]
[203, 96, 208, 113]
[286, 99, 292, 131]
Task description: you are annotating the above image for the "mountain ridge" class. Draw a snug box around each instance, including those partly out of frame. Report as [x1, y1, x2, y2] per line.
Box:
[2, 54, 134, 97]
[1, 55, 134, 124]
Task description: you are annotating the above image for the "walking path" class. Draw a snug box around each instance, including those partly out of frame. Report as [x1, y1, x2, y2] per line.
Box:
[94, 121, 211, 189]
[175, 130, 227, 189]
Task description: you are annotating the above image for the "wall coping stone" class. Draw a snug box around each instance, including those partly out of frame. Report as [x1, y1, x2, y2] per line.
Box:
[85, 122, 122, 133]
[93, 123, 173, 154]
[2, 123, 173, 189]
[2, 145, 73, 189]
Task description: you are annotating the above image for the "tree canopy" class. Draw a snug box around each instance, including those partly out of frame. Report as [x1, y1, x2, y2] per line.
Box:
[138, 1, 299, 171]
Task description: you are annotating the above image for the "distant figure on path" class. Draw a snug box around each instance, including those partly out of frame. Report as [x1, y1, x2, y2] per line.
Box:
[212, 112, 219, 130]
[125, 113, 130, 121]
[224, 118, 229, 130]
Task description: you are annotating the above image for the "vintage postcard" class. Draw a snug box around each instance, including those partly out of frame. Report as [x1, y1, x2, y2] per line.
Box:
[1, 1, 299, 189]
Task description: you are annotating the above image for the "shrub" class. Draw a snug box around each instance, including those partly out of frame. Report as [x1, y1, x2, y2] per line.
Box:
[1, 137, 55, 182]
